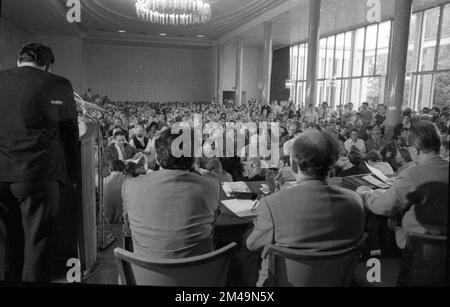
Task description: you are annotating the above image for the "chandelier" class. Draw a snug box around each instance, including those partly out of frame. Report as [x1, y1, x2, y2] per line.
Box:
[136, 0, 212, 25]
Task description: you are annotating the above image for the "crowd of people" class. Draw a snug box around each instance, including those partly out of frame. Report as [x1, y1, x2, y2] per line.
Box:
[81, 88, 449, 286]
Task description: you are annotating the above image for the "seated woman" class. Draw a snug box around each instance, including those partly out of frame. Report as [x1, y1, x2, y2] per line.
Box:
[365, 150, 394, 176]
[395, 148, 416, 175]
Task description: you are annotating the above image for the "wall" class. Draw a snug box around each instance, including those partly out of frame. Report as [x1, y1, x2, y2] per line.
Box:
[85, 43, 215, 102]
[0, 18, 30, 70]
[270, 47, 290, 102]
[222, 46, 263, 101]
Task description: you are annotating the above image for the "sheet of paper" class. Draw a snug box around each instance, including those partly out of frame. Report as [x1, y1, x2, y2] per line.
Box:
[221, 199, 258, 218]
[222, 182, 251, 197]
[362, 175, 390, 189]
[365, 162, 391, 184]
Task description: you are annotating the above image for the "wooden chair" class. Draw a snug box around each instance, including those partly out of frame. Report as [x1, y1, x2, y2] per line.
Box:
[266, 233, 368, 287]
[353, 233, 447, 287]
[114, 242, 237, 286]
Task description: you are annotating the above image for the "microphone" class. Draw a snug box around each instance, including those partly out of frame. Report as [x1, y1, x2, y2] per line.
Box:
[74, 92, 106, 113]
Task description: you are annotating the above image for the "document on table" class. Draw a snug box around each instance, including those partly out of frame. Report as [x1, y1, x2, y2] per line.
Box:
[365, 162, 391, 184]
[222, 182, 251, 197]
[221, 199, 258, 218]
[362, 175, 390, 189]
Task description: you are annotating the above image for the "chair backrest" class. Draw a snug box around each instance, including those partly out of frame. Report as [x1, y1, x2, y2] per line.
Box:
[267, 233, 368, 287]
[114, 242, 237, 286]
[398, 232, 447, 287]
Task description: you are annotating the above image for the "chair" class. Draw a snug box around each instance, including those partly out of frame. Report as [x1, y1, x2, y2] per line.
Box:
[353, 233, 447, 287]
[266, 233, 368, 287]
[114, 242, 237, 286]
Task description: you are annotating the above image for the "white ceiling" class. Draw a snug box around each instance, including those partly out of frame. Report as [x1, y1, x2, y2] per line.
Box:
[2, 0, 449, 49]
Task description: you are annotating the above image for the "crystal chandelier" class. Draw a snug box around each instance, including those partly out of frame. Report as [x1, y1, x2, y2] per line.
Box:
[136, 0, 211, 25]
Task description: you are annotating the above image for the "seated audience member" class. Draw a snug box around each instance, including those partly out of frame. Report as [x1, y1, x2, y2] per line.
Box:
[365, 150, 394, 176]
[245, 159, 267, 182]
[337, 150, 370, 177]
[357, 122, 448, 249]
[122, 129, 221, 259]
[245, 131, 365, 286]
[365, 125, 387, 152]
[395, 148, 416, 174]
[104, 160, 127, 224]
[204, 158, 233, 183]
[129, 125, 149, 150]
[103, 131, 143, 172]
[380, 142, 399, 172]
[344, 129, 366, 154]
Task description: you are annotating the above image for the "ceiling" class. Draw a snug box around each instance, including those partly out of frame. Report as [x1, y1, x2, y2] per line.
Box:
[2, 0, 448, 49]
[1, 0, 290, 48]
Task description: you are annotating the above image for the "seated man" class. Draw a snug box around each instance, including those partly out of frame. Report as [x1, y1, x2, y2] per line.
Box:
[122, 129, 221, 259]
[103, 130, 143, 175]
[203, 158, 233, 183]
[365, 150, 394, 176]
[357, 122, 448, 249]
[245, 130, 365, 286]
[337, 150, 370, 177]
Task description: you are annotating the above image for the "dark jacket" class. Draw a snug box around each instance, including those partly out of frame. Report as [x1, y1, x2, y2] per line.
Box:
[0, 67, 79, 184]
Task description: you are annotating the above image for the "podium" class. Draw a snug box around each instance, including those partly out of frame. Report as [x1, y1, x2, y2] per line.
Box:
[53, 117, 98, 279]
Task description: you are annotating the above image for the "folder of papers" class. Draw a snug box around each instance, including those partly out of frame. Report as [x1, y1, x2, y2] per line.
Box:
[222, 182, 251, 197]
[221, 199, 258, 218]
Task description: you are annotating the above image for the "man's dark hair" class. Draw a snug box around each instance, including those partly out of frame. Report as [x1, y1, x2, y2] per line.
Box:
[291, 131, 339, 178]
[365, 150, 382, 163]
[110, 160, 126, 172]
[155, 128, 194, 171]
[18, 43, 55, 68]
[407, 122, 441, 154]
[351, 128, 359, 134]
[348, 150, 364, 166]
[114, 130, 127, 138]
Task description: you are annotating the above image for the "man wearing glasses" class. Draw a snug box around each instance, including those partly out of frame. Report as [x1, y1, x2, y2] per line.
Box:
[357, 122, 448, 249]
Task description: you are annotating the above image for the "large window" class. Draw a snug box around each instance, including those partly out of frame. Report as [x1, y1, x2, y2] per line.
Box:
[290, 2, 450, 111]
[290, 20, 392, 109]
[405, 3, 450, 110]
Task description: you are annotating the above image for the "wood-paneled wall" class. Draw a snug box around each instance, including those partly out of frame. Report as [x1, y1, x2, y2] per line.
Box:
[86, 44, 215, 102]
[270, 46, 290, 102]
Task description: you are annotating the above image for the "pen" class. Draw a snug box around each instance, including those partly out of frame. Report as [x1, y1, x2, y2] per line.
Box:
[251, 195, 263, 211]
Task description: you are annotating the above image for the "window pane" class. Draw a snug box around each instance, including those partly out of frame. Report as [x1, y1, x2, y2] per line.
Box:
[433, 72, 450, 109]
[361, 77, 382, 106]
[364, 24, 377, 75]
[317, 80, 326, 104]
[343, 31, 353, 77]
[298, 44, 307, 80]
[406, 13, 418, 72]
[438, 4, 450, 69]
[292, 45, 299, 81]
[335, 33, 345, 78]
[403, 75, 413, 109]
[326, 36, 335, 78]
[353, 28, 365, 76]
[342, 79, 351, 106]
[319, 38, 327, 78]
[415, 74, 434, 109]
[419, 8, 440, 71]
[376, 21, 391, 75]
[330, 79, 342, 108]
[351, 78, 361, 107]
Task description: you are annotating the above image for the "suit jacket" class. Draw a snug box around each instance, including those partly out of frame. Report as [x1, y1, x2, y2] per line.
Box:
[122, 170, 221, 259]
[103, 143, 140, 165]
[364, 154, 448, 248]
[246, 179, 365, 286]
[0, 67, 79, 184]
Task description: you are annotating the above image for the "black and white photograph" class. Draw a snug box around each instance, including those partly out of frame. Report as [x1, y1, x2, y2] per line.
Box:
[0, 0, 449, 295]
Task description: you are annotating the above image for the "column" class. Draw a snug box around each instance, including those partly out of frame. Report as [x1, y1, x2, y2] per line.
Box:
[216, 44, 224, 105]
[262, 21, 273, 106]
[235, 37, 243, 107]
[384, 0, 413, 139]
[305, 0, 321, 107]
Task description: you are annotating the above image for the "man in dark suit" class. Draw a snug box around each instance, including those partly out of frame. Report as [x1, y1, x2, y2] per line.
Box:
[103, 130, 143, 175]
[122, 129, 221, 259]
[245, 131, 365, 286]
[0, 44, 79, 282]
